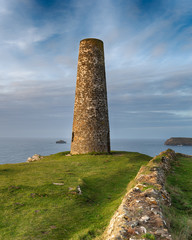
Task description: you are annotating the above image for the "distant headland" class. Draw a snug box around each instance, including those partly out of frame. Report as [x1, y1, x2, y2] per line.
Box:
[164, 137, 192, 146]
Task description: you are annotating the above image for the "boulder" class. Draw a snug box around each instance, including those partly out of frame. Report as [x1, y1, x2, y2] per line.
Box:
[27, 154, 42, 162]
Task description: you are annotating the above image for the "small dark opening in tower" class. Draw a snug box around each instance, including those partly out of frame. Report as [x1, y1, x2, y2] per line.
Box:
[72, 132, 74, 142]
[107, 131, 110, 153]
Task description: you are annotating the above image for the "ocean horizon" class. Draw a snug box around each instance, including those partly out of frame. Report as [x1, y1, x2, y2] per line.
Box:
[0, 137, 192, 165]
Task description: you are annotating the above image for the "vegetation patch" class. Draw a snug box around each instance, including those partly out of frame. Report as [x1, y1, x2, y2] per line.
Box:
[164, 155, 192, 240]
[0, 151, 150, 240]
[142, 233, 156, 240]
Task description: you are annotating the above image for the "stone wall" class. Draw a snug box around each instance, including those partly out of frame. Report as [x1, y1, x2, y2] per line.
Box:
[71, 38, 110, 154]
[104, 149, 176, 240]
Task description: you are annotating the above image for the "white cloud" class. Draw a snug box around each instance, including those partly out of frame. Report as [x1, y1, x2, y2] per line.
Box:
[0, 0, 192, 137]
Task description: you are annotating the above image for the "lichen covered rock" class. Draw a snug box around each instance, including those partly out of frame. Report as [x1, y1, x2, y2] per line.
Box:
[27, 154, 43, 162]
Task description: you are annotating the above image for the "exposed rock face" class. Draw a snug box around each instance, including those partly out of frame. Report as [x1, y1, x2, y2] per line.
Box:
[104, 149, 176, 240]
[27, 154, 43, 162]
[71, 38, 110, 154]
[165, 137, 192, 146]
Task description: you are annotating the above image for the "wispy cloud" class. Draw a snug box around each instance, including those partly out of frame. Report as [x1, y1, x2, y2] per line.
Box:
[0, 0, 192, 138]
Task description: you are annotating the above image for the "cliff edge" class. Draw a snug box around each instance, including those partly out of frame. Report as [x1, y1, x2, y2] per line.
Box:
[164, 137, 192, 146]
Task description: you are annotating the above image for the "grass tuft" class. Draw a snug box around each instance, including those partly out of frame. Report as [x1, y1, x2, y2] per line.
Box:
[142, 233, 156, 240]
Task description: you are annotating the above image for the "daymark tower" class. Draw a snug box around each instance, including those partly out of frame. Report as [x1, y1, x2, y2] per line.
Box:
[71, 38, 110, 154]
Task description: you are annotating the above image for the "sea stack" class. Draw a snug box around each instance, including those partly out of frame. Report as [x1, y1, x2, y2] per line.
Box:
[71, 38, 110, 154]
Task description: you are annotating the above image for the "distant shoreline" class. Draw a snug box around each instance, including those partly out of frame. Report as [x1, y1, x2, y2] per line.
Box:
[1, 138, 192, 165]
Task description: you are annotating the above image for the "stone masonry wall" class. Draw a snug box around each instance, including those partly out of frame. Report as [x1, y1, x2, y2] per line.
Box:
[71, 38, 110, 154]
[104, 149, 177, 240]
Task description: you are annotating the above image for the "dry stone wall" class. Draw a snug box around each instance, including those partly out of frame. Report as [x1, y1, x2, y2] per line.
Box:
[104, 149, 176, 240]
[71, 38, 110, 154]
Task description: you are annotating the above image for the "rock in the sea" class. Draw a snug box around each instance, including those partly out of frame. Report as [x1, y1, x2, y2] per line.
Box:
[165, 137, 192, 146]
[56, 140, 66, 144]
[27, 154, 42, 162]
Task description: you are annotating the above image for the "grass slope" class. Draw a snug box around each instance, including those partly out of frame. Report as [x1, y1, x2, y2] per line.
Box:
[164, 155, 192, 240]
[0, 151, 151, 240]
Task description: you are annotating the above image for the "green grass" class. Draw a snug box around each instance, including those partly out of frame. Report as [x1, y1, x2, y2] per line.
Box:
[164, 155, 192, 240]
[142, 233, 155, 240]
[0, 151, 151, 240]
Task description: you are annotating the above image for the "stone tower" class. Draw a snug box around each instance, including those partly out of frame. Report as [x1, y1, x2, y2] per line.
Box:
[71, 38, 110, 154]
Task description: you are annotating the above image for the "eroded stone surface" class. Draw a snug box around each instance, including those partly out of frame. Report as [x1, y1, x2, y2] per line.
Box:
[104, 149, 176, 240]
[71, 38, 110, 154]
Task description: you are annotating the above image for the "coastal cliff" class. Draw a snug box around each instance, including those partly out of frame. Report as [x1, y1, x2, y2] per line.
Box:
[165, 137, 192, 146]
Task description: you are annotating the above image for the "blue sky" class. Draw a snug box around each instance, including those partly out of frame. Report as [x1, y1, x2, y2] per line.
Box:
[0, 0, 192, 139]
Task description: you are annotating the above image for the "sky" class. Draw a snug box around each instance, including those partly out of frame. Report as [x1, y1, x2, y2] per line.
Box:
[0, 0, 192, 139]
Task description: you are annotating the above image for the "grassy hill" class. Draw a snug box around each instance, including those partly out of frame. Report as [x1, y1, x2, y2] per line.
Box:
[0, 151, 151, 240]
[164, 154, 192, 240]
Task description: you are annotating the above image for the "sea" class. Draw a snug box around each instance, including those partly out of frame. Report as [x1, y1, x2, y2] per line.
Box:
[0, 137, 192, 165]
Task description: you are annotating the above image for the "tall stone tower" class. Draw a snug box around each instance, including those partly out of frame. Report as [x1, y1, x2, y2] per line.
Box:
[71, 38, 110, 154]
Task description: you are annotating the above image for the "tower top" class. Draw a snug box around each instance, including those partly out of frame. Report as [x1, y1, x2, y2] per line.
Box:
[80, 38, 103, 49]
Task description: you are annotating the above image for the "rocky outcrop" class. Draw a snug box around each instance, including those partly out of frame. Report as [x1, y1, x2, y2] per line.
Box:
[27, 154, 43, 162]
[104, 149, 176, 240]
[56, 140, 66, 144]
[165, 137, 192, 146]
